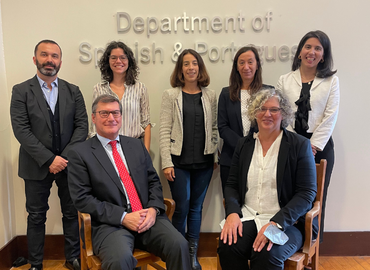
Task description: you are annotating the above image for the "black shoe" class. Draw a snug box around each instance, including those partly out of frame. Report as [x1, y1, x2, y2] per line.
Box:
[29, 265, 43, 270]
[64, 258, 81, 270]
[188, 238, 202, 270]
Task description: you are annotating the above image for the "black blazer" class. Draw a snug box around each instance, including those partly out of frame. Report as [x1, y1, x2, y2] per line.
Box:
[10, 75, 88, 180]
[218, 85, 274, 167]
[224, 129, 318, 235]
[67, 135, 166, 252]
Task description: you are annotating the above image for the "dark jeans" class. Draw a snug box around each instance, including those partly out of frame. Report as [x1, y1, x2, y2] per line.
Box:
[24, 172, 80, 265]
[168, 166, 213, 239]
[218, 220, 303, 270]
[315, 137, 335, 242]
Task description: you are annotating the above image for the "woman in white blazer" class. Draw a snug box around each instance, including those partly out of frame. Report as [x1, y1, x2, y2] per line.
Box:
[159, 49, 218, 270]
[276, 30, 339, 242]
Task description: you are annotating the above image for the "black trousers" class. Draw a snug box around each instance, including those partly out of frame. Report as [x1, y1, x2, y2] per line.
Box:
[218, 220, 303, 270]
[24, 172, 80, 266]
[315, 137, 335, 242]
[97, 217, 191, 270]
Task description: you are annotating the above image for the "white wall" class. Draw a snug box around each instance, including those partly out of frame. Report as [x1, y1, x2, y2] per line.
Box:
[1, 0, 369, 244]
[0, 0, 16, 248]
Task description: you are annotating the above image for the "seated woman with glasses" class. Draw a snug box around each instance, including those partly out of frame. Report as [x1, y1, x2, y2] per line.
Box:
[89, 41, 151, 152]
[218, 89, 317, 270]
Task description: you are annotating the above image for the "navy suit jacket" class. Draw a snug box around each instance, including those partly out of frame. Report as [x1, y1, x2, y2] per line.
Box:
[68, 135, 165, 252]
[218, 85, 273, 167]
[224, 129, 318, 236]
[10, 75, 88, 180]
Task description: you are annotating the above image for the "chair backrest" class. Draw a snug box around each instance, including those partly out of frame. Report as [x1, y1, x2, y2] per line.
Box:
[315, 159, 327, 231]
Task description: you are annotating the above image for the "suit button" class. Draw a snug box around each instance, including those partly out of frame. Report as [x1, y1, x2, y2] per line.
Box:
[49, 135, 52, 138]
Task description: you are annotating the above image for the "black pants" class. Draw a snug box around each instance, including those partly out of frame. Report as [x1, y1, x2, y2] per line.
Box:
[24, 172, 80, 266]
[218, 220, 303, 270]
[315, 137, 335, 242]
[97, 217, 190, 270]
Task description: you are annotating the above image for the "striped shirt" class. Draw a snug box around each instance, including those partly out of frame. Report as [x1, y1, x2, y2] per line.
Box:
[89, 81, 151, 139]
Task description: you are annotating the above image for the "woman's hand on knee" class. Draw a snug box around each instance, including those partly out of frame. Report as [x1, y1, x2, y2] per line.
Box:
[253, 223, 274, 252]
[163, 167, 175, 181]
[220, 213, 243, 245]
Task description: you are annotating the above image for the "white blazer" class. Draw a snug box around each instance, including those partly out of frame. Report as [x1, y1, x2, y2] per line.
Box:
[276, 69, 339, 151]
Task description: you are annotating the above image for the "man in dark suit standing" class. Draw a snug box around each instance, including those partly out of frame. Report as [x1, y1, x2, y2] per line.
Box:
[67, 94, 190, 270]
[10, 40, 88, 270]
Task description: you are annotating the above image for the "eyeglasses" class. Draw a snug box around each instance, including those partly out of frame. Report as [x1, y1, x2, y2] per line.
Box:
[256, 107, 281, 115]
[94, 110, 121, 118]
[109, 55, 127, 62]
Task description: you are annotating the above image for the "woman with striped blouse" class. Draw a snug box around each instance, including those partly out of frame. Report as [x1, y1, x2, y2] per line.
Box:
[89, 41, 151, 151]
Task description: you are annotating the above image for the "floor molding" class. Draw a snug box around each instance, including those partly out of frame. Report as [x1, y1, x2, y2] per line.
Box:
[1, 231, 369, 269]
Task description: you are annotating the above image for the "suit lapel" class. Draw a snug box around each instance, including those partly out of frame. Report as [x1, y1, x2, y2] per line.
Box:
[30, 76, 52, 131]
[58, 79, 67, 134]
[240, 136, 255, 198]
[91, 136, 126, 195]
[311, 77, 325, 91]
[292, 69, 302, 87]
[175, 88, 183, 129]
[276, 130, 290, 199]
[236, 92, 243, 135]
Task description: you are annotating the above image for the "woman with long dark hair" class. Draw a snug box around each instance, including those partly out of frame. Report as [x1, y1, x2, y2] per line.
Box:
[218, 46, 273, 196]
[277, 30, 339, 242]
[89, 41, 151, 151]
[160, 49, 218, 270]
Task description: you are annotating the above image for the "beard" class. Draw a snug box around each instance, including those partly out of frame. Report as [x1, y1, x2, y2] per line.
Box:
[36, 59, 61, 77]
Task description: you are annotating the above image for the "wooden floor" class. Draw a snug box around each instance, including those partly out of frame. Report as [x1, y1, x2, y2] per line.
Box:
[11, 257, 370, 270]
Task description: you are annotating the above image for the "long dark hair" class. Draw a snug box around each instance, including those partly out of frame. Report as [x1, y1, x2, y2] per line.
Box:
[292, 30, 337, 78]
[99, 41, 138, 85]
[229, 46, 262, 101]
[170, 49, 210, 88]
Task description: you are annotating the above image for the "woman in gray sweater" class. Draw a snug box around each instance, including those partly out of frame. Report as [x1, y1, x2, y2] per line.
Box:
[159, 49, 218, 270]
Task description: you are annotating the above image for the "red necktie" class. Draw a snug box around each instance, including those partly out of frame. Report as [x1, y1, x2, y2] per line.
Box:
[109, 140, 143, 212]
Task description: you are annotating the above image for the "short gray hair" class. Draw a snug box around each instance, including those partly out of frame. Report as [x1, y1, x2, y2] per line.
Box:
[92, 94, 122, 114]
[247, 88, 294, 129]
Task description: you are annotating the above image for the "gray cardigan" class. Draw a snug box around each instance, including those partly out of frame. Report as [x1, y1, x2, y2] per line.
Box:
[159, 87, 218, 170]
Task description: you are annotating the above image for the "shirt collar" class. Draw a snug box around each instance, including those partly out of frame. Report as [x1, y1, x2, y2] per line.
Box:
[96, 134, 120, 147]
[36, 75, 58, 88]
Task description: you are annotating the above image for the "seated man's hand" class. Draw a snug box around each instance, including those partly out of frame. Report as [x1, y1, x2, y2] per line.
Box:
[220, 213, 243, 245]
[122, 209, 148, 231]
[138, 207, 157, 233]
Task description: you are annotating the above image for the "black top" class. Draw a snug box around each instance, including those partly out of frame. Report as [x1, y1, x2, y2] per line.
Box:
[294, 81, 313, 139]
[172, 91, 213, 169]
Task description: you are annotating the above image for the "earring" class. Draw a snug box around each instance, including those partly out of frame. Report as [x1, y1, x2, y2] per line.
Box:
[298, 55, 302, 60]
[320, 59, 324, 63]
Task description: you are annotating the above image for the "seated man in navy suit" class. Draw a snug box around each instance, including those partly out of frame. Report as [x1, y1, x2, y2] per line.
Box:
[68, 94, 190, 270]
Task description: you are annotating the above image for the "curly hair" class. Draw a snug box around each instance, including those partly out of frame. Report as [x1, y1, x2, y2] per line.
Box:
[99, 41, 138, 85]
[292, 30, 337, 78]
[247, 88, 293, 129]
[170, 49, 210, 88]
[229, 46, 263, 101]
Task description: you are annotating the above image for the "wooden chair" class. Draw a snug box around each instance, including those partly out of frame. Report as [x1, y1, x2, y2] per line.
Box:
[284, 159, 327, 270]
[216, 160, 327, 270]
[78, 198, 175, 270]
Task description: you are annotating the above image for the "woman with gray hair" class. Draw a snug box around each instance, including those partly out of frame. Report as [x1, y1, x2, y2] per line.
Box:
[218, 89, 317, 270]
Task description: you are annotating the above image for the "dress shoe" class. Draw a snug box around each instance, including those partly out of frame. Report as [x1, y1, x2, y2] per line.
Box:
[29, 265, 43, 270]
[64, 258, 81, 270]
